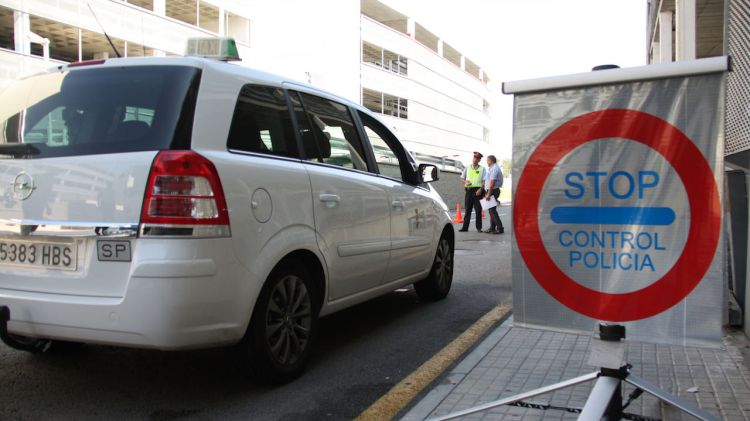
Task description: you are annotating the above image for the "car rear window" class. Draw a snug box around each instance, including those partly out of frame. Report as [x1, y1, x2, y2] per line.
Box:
[0, 65, 200, 159]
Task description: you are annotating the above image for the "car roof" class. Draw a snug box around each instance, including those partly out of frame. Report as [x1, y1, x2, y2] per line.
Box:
[45, 56, 371, 115]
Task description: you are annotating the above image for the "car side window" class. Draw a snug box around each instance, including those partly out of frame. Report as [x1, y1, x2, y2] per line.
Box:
[358, 112, 411, 184]
[227, 85, 299, 158]
[294, 91, 369, 171]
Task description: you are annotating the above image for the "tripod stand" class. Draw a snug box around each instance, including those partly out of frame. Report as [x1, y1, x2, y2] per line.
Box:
[428, 324, 718, 421]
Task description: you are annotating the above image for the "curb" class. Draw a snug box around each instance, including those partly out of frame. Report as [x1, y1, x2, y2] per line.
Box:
[399, 316, 515, 421]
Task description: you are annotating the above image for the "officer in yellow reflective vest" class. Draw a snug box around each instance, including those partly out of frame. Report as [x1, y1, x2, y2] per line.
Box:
[458, 152, 486, 232]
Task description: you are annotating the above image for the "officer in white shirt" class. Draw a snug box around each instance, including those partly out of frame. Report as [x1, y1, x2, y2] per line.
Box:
[482, 155, 504, 234]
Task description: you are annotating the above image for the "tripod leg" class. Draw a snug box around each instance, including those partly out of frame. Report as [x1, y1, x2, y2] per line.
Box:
[625, 374, 719, 421]
[579, 376, 621, 421]
[427, 371, 599, 421]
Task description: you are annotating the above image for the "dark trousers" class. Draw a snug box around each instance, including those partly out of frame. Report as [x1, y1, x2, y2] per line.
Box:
[487, 188, 504, 232]
[461, 187, 482, 230]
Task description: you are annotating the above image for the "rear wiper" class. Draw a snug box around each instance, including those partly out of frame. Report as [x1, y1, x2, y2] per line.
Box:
[0, 144, 41, 158]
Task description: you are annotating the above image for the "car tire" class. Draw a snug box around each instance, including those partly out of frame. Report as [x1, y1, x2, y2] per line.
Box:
[414, 233, 454, 301]
[240, 262, 319, 385]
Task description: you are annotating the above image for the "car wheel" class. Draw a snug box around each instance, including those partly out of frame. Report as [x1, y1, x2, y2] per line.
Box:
[414, 233, 454, 301]
[241, 262, 319, 384]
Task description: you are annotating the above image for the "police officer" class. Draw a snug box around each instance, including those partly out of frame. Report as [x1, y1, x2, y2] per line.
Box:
[458, 152, 486, 232]
[483, 154, 505, 234]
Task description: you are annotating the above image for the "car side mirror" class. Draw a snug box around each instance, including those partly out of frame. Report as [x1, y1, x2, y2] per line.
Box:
[418, 164, 439, 183]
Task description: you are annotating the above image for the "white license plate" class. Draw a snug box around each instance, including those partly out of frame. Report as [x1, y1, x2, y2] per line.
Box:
[0, 238, 77, 271]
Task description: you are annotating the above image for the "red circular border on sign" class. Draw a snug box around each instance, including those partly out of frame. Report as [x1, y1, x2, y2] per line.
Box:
[513, 109, 721, 321]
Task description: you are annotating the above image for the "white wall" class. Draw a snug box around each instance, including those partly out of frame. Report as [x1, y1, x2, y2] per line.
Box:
[383, 115, 489, 158]
[0, 49, 65, 91]
[361, 16, 492, 160]
[240, 0, 361, 102]
[361, 17, 489, 104]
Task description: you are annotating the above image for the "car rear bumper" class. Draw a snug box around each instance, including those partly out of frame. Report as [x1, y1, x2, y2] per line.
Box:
[0, 265, 257, 350]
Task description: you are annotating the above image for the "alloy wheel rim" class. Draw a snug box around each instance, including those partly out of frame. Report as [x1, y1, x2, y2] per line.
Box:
[434, 239, 453, 291]
[265, 275, 312, 366]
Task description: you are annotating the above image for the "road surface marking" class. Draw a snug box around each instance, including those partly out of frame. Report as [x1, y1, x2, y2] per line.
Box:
[354, 300, 512, 421]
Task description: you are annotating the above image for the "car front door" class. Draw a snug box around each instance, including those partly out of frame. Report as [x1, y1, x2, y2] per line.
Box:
[357, 112, 436, 283]
[290, 91, 391, 301]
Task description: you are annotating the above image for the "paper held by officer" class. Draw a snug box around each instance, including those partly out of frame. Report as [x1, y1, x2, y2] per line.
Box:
[479, 196, 497, 210]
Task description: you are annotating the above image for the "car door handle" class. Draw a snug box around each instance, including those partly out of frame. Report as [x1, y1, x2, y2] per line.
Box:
[319, 193, 340, 203]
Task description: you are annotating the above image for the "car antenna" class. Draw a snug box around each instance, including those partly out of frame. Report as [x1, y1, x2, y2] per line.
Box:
[86, 2, 122, 58]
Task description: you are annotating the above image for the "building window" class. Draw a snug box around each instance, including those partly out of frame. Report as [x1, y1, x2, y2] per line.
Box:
[365, 89, 407, 120]
[198, 1, 220, 33]
[226, 12, 250, 45]
[363, 41, 382, 67]
[383, 49, 407, 75]
[362, 41, 407, 76]
[124, 106, 154, 126]
[126, 0, 153, 11]
[0, 6, 14, 50]
[167, 0, 197, 26]
[383, 94, 408, 119]
[363, 88, 382, 114]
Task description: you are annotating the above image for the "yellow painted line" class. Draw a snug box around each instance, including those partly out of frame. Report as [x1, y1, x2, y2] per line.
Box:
[355, 300, 512, 421]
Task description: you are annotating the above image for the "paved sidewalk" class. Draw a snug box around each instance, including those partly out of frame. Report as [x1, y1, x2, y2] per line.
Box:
[402, 317, 750, 420]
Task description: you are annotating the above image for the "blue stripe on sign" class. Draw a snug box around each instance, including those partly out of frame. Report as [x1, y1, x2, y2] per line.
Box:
[550, 206, 676, 226]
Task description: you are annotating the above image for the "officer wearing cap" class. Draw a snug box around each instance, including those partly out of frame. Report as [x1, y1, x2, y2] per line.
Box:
[458, 152, 486, 232]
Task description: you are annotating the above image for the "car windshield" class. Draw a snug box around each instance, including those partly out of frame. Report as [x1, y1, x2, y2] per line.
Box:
[0, 65, 200, 159]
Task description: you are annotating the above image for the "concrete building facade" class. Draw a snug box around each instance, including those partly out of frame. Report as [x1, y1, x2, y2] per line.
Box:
[0, 0, 493, 167]
[647, 0, 750, 336]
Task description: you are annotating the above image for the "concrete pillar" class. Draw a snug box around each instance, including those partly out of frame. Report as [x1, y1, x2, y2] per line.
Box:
[154, 0, 166, 16]
[219, 7, 226, 35]
[676, 0, 696, 60]
[746, 172, 750, 337]
[407, 18, 415, 39]
[659, 11, 673, 63]
[13, 11, 31, 55]
[437, 39, 443, 57]
[652, 42, 661, 63]
[77, 28, 82, 61]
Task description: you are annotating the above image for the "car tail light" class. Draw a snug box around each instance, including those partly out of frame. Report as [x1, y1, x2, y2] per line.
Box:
[139, 151, 230, 238]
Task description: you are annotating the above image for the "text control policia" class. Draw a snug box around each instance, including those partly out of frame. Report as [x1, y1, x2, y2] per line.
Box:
[552, 169, 673, 273]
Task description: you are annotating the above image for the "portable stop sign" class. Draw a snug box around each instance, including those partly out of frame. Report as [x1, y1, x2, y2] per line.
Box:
[504, 57, 728, 347]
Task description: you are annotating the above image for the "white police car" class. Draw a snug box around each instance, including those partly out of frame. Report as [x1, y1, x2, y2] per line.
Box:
[0, 39, 454, 383]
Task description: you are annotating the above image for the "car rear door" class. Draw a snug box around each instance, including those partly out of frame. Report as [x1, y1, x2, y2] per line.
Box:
[289, 90, 391, 301]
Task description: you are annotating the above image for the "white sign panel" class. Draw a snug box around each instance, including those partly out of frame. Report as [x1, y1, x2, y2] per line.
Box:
[506, 59, 727, 346]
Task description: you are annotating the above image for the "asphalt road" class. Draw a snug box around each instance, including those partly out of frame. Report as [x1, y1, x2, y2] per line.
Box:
[0, 207, 512, 421]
